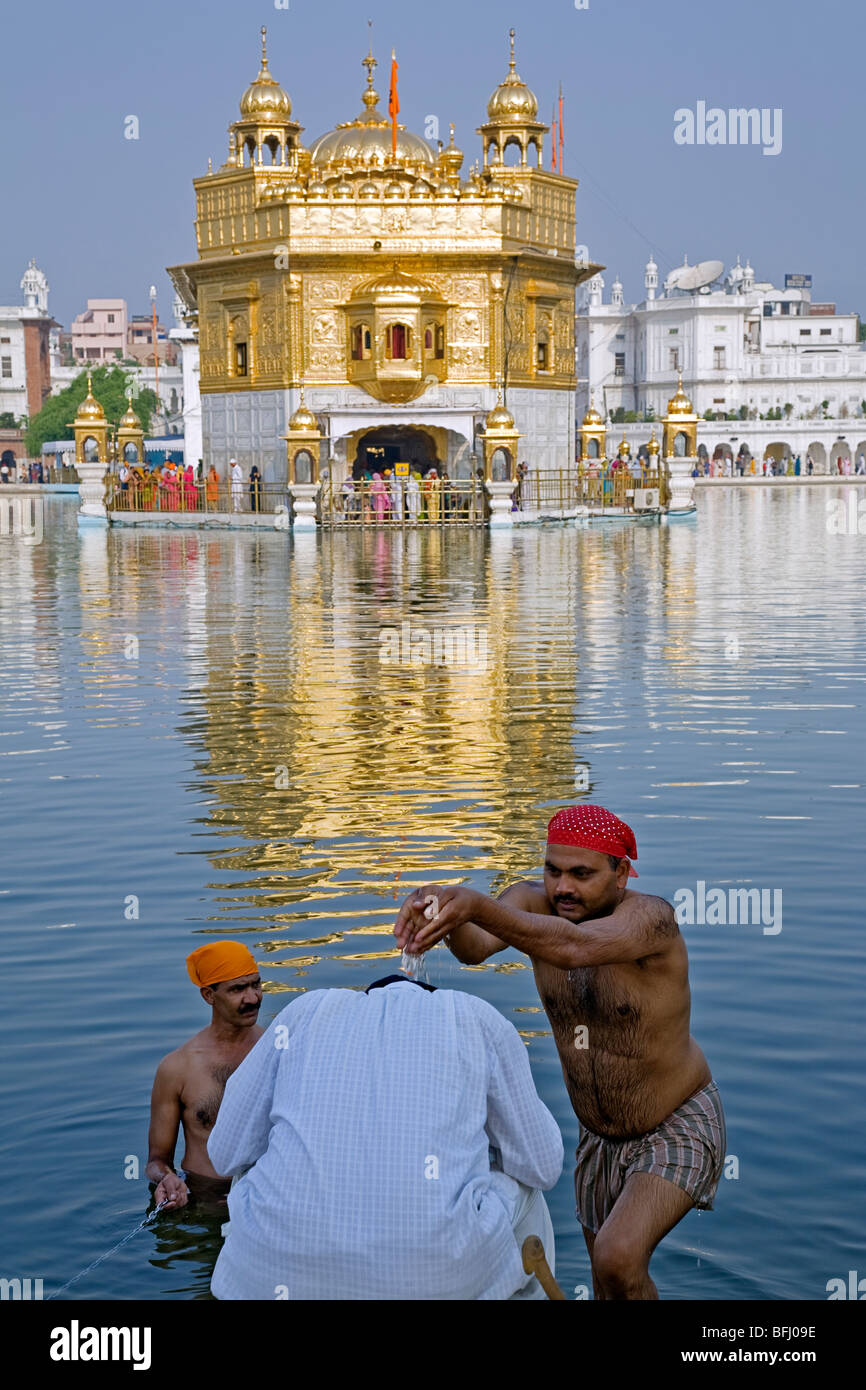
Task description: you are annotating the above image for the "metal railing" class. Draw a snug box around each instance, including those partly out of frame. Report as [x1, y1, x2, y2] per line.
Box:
[518, 467, 666, 512]
[321, 477, 487, 528]
[106, 475, 289, 515]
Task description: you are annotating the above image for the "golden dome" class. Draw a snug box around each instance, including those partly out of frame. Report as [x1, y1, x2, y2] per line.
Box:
[76, 374, 105, 422]
[309, 49, 436, 172]
[647, 429, 660, 455]
[240, 29, 292, 121]
[582, 395, 603, 427]
[331, 178, 354, 199]
[485, 386, 515, 430]
[288, 388, 318, 432]
[487, 30, 538, 122]
[119, 392, 142, 429]
[618, 436, 631, 457]
[409, 179, 435, 198]
[666, 374, 696, 417]
[358, 179, 379, 199]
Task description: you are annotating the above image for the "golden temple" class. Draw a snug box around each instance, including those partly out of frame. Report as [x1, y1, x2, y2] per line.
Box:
[168, 27, 601, 486]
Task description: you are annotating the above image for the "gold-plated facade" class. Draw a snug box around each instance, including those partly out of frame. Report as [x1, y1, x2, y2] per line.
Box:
[168, 32, 601, 420]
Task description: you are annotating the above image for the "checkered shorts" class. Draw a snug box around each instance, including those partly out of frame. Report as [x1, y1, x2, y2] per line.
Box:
[574, 1080, 726, 1233]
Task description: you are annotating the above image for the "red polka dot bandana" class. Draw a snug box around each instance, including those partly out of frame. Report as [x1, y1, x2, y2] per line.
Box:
[547, 805, 639, 877]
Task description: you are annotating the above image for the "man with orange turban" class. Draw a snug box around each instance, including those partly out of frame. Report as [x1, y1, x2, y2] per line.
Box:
[394, 804, 724, 1301]
[145, 940, 263, 1208]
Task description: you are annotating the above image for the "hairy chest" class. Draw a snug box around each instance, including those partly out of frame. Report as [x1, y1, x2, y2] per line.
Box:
[180, 1062, 236, 1132]
[535, 962, 644, 1037]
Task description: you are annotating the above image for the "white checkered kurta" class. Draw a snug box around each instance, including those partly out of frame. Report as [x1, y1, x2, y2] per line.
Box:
[208, 981, 563, 1300]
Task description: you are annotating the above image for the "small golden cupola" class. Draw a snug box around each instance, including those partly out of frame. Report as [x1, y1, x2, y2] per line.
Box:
[438, 124, 465, 186]
[579, 394, 607, 462]
[661, 374, 699, 459]
[117, 391, 145, 465]
[478, 29, 548, 169]
[227, 27, 303, 170]
[72, 373, 109, 465]
[285, 385, 323, 487]
[481, 387, 520, 482]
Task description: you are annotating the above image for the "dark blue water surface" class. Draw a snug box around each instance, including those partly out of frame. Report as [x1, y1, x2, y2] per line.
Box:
[1, 487, 864, 1300]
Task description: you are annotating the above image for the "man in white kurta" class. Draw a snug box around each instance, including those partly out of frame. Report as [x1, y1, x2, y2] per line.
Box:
[208, 977, 563, 1300]
[230, 459, 243, 513]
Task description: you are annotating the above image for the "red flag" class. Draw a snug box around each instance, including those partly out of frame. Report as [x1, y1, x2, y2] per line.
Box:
[552, 107, 558, 171]
[389, 52, 399, 158]
[559, 85, 564, 172]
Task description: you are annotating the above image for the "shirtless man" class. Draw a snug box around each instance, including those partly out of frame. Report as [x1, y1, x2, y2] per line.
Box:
[395, 804, 725, 1301]
[146, 941, 263, 1209]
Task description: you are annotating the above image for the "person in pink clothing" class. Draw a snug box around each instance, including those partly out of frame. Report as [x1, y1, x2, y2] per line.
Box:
[370, 471, 391, 522]
[183, 464, 197, 509]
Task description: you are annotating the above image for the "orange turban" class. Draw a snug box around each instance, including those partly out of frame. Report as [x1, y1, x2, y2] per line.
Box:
[186, 940, 258, 988]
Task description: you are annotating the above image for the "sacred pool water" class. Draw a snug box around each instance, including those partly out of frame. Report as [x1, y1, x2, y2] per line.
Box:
[1, 486, 863, 1299]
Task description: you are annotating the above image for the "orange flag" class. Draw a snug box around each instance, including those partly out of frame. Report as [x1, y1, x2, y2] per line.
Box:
[559, 84, 564, 172]
[552, 107, 558, 171]
[389, 51, 399, 157]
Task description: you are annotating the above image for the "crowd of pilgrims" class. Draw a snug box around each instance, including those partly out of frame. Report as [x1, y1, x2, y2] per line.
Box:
[115, 458, 265, 511]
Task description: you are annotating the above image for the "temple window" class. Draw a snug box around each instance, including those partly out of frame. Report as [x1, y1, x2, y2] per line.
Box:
[351, 324, 372, 361]
[235, 342, 248, 376]
[386, 323, 411, 360]
[435, 324, 445, 359]
[83, 436, 99, 462]
[536, 339, 549, 370]
[123, 442, 139, 463]
[587, 439, 599, 458]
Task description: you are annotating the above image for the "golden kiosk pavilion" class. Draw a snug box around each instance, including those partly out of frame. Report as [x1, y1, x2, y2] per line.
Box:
[168, 28, 600, 489]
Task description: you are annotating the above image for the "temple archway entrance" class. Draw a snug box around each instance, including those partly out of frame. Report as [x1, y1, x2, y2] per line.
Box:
[351, 426, 438, 477]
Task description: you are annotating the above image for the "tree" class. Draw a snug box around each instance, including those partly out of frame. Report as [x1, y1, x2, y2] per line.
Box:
[0, 411, 18, 428]
[24, 366, 158, 458]
[783, 402, 794, 419]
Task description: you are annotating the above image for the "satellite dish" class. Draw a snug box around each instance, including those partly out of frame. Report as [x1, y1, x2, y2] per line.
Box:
[672, 259, 724, 292]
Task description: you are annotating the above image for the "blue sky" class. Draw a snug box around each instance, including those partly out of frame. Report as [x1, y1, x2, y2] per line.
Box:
[2, 0, 861, 327]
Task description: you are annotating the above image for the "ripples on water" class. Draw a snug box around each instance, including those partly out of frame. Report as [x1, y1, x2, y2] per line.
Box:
[0, 488, 863, 1300]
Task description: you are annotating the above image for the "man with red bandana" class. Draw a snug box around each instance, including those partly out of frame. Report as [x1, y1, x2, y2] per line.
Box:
[394, 805, 725, 1300]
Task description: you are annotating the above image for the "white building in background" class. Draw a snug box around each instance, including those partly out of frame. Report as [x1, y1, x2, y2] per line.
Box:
[576, 257, 866, 469]
[0, 260, 57, 422]
[169, 294, 202, 466]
